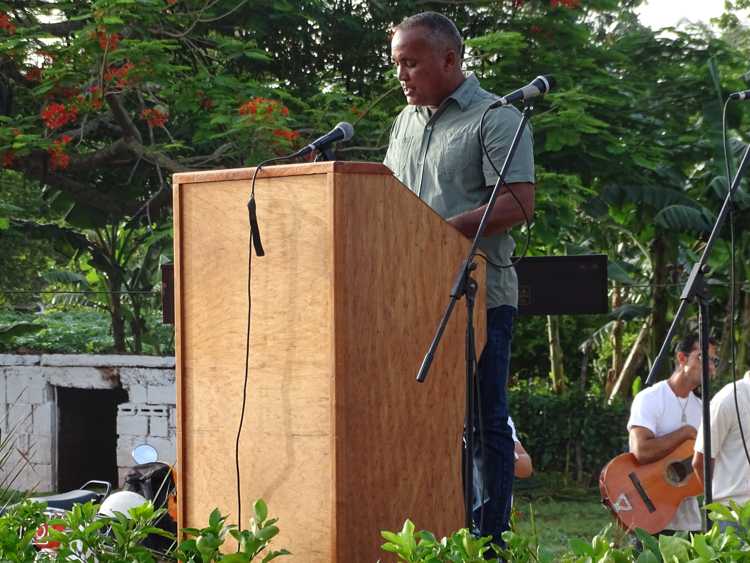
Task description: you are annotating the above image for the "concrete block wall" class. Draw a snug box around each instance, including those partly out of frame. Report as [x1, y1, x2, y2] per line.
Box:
[0, 354, 175, 492]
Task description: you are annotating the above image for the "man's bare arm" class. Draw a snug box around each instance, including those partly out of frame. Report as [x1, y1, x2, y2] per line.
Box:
[448, 182, 535, 238]
[691, 451, 714, 485]
[514, 441, 533, 479]
[629, 425, 697, 465]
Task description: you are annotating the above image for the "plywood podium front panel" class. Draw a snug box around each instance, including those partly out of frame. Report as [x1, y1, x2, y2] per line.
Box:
[173, 162, 485, 562]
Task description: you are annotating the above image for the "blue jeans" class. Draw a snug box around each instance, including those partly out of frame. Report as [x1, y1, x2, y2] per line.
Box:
[470, 305, 515, 545]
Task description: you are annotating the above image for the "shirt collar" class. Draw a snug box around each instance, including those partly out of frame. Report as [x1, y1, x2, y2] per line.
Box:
[446, 73, 480, 111]
[412, 73, 480, 115]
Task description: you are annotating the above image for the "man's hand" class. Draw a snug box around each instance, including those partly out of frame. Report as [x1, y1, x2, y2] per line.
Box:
[447, 182, 535, 239]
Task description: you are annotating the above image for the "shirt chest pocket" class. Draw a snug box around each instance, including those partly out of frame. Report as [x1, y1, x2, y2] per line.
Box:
[437, 133, 481, 182]
[387, 135, 418, 173]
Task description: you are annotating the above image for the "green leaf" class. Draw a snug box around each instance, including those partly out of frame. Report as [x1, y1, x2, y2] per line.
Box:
[658, 534, 691, 560]
[654, 205, 713, 233]
[635, 551, 660, 563]
[568, 537, 594, 556]
[253, 499, 268, 524]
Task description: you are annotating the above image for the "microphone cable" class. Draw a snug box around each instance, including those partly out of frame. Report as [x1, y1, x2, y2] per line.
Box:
[721, 96, 750, 471]
[477, 103, 533, 270]
[235, 153, 299, 530]
[234, 123, 354, 528]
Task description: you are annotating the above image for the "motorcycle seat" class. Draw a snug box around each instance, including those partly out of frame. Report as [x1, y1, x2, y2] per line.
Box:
[32, 489, 102, 511]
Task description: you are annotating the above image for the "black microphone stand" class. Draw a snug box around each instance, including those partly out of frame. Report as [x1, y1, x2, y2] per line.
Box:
[645, 140, 750, 529]
[416, 104, 535, 530]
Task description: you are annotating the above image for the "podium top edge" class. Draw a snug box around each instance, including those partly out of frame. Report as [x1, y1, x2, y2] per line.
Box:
[172, 161, 392, 185]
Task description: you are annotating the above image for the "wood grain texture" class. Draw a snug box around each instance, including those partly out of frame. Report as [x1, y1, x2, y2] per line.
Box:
[172, 161, 391, 185]
[331, 171, 485, 562]
[173, 163, 485, 562]
[174, 173, 334, 559]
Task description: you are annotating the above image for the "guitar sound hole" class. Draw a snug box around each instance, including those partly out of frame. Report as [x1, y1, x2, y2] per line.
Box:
[666, 462, 689, 485]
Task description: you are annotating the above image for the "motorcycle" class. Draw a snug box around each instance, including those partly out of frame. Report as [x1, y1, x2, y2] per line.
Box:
[24, 444, 177, 555]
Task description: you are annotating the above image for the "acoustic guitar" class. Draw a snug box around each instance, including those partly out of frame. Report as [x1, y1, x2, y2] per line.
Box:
[599, 439, 702, 534]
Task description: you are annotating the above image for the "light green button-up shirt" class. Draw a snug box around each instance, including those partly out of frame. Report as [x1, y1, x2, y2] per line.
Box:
[384, 73, 535, 309]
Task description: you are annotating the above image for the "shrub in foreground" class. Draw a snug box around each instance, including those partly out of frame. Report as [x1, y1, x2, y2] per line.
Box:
[381, 500, 750, 562]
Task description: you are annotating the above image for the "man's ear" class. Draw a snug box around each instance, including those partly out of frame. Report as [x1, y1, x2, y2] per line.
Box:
[444, 48, 458, 72]
[676, 351, 688, 366]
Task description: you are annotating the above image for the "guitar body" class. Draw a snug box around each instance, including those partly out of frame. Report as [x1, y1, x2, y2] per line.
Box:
[599, 439, 702, 534]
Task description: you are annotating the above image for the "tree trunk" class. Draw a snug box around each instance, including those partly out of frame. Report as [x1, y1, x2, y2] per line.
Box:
[110, 291, 126, 353]
[649, 231, 672, 381]
[547, 314, 565, 392]
[129, 297, 144, 354]
[608, 319, 651, 402]
[606, 283, 625, 397]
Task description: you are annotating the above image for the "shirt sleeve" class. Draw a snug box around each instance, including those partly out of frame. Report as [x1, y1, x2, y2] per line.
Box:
[507, 416, 519, 443]
[480, 105, 535, 187]
[383, 115, 401, 172]
[695, 386, 731, 456]
[627, 389, 659, 435]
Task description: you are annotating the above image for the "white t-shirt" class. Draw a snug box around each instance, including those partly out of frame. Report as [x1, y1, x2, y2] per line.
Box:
[508, 416, 519, 444]
[695, 375, 750, 506]
[627, 379, 703, 531]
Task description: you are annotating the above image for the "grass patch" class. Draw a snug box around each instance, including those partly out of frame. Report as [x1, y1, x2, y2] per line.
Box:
[512, 473, 629, 556]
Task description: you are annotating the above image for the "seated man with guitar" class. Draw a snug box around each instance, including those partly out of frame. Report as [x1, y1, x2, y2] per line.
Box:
[610, 334, 717, 535]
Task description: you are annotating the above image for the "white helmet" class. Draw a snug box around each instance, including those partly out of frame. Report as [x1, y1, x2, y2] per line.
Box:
[99, 491, 148, 518]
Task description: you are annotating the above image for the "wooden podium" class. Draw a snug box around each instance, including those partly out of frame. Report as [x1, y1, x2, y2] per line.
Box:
[172, 162, 485, 562]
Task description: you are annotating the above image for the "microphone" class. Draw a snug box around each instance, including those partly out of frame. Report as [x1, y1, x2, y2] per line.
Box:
[489, 75, 555, 109]
[293, 122, 354, 158]
[729, 90, 750, 101]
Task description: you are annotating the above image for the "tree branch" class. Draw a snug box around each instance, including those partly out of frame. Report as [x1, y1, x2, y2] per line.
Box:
[105, 93, 143, 143]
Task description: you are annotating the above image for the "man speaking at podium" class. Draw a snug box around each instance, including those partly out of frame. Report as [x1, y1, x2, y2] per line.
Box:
[383, 12, 536, 544]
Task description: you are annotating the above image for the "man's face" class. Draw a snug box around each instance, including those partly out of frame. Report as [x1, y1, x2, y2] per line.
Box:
[391, 27, 456, 108]
[681, 343, 718, 386]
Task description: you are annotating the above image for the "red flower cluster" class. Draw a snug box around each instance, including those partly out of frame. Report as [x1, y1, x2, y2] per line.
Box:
[196, 91, 214, 110]
[239, 97, 289, 117]
[104, 62, 135, 88]
[2, 151, 15, 168]
[141, 108, 168, 127]
[551, 0, 581, 8]
[272, 128, 300, 141]
[0, 13, 16, 34]
[87, 86, 104, 110]
[350, 105, 364, 117]
[41, 103, 79, 130]
[48, 135, 72, 171]
[97, 31, 121, 51]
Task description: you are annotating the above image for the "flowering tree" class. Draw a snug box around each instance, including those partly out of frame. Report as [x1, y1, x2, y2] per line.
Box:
[0, 0, 310, 351]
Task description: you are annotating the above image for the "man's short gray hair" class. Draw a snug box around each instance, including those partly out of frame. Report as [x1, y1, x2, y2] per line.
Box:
[394, 12, 463, 57]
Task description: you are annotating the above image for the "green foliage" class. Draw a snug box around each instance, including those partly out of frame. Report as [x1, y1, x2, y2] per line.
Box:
[381, 519, 496, 562]
[46, 500, 172, 562]
[0, 497, 288, 562]
[0, 308, 173, 354]
[383, 499, 750, 562]
[176, 500, 289, 563]
[509, 383, 630, 482]
[0, 500, 47, 561]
